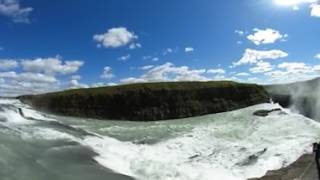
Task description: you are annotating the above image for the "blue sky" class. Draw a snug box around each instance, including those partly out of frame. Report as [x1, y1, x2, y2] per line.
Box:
[0, 0, 320, 96]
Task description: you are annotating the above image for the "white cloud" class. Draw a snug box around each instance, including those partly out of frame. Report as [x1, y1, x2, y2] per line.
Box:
[249, 61, 273, 73]
[311, 3, 320, 17]
[315, 53, 320, 59]
[233, 49, 288, 67]
[278, 62, 313, 74]
[141, 65, 154, 70]
[0, 71, 57, 83]
[129, 43, 142, 49]
[142, 56, 152, 60]
[70, 75, 81, 80]
[235, 30, 245, 36]
[0, 59, 18, 70]
[264, 70, 315, 84]
[0, 0, 33, 23]
[101, 66, 114, 79]
[236, 72, 250, 77]
[143, 56, 159, 62]
[247, 28, 287, 45]
[207, 68, 226, 74]
[0, 71, 60, 96]
[118, 54, 131, 61]
[90, 82, 105, 88]
[212, 75, 227, 80]
[93, 27, 138, 48]
[0, 56, 85, 96]
[275, 0, 320, 17]
[21, 57, 84, 75]
[68, 79, 88, 89]
[247, 77, 260, 83]
[293, 5, 300, 10]
[121, 62, 209, 84]
[185, 47, 194, 53]
[274, 0, 317, 6]
[90, 82, 117, 88]
[312, 65, 320, 71]
[163, 48, 174, 55]
[262, 61, 317, 84]
[152, 57, 159, 62]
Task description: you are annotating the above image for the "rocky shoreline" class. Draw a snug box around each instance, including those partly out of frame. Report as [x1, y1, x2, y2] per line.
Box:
[250, 153, 317, 180]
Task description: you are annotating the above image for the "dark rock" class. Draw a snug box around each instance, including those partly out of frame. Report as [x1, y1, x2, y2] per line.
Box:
[237, 148, 267, 166]
[189, 154, 201, 160]
[253, 108, 282, 117]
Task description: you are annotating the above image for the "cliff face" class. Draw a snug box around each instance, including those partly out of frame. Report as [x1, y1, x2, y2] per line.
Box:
[19, 81, 269, 121]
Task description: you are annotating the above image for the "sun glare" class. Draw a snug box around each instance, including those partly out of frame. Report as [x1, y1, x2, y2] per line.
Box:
[274, 0, 316, 6]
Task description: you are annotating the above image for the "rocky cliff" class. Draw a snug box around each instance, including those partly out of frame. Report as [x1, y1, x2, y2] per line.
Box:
[19, 81, 269, 121]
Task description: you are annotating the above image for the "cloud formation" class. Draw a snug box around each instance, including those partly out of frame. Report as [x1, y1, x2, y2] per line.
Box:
[263, 61, 320, 84]
[0, 71, 59, 96]
[21, 57, 84, 75]
[247, 28, 287, 45]
[118, 54, 131, 61]
[0, 0, 33, 23]
[185, 47, 194, 52]
[233, 49, 288, 67]
[249, 61, 273, 73]
[0, 56, 84, 96]
[121, 62, 208, 83]
[101, 66, 114, 79]
[68, 75, 89, 89]
[311, 3, 320, 17]
[0, 59, 18, 70]
[207, 68, 226, 74]
[94, 27, 139, 48]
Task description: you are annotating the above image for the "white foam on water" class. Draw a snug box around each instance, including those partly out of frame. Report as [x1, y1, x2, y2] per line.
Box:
[0, 99, 19, 105]
[0, 107, 34, 125]
[2, 99, 320, 180]
[22, 108, 54, 120]
[21, 127, 78, 141]
[0, 99, 76, 141]
[81, 103, 320, 180]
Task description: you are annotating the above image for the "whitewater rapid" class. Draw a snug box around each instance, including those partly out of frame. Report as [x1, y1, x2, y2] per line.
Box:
[1, 98, 320, 180]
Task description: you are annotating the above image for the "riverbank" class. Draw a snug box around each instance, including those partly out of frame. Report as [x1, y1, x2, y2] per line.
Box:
[18, 81, 269, 121]
[250, 153, 317, 180]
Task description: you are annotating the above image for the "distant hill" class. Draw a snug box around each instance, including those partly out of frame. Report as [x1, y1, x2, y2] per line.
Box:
[18, 81, 269, 121]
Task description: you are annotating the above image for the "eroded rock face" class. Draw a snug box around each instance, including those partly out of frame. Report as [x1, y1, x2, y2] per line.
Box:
[19, 81, 269, 121]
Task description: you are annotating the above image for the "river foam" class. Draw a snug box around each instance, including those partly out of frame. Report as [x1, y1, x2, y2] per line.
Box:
[81, 103, 320, 180]
[1, 99, 320, 180]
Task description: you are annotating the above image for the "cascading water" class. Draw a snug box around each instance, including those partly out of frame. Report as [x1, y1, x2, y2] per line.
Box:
[1, 98, 320, 180]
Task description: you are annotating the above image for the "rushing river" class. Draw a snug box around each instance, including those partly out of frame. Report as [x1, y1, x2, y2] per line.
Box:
[1, 98, 320, 180]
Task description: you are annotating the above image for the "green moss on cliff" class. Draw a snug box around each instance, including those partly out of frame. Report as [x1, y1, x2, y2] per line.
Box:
[19, 81, 269, 121]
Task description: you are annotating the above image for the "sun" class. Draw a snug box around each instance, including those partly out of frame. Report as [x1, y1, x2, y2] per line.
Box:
[274, 0, 317, 6]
